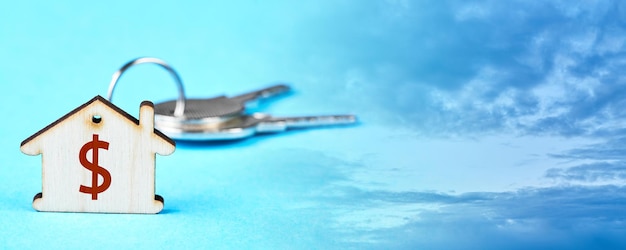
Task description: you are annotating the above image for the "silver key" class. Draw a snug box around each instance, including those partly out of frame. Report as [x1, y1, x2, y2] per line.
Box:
[154, 84, 290, 122]
[107, 57, 357, 141]
[153, 85, 357, 140]
[158, 113, 357, 140]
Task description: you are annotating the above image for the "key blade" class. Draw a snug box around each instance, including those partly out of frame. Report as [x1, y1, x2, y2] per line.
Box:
[155, 114, 357, 140]
[230, 84, 290, 104]
[256, 115, 357, 133]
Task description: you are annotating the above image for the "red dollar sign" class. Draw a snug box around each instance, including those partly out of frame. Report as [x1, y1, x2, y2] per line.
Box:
[79, 134, 111, 200]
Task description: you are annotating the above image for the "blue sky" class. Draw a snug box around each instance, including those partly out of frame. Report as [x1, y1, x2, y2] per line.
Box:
[335, 1, 626, 248]
[2, 0, 626, 249]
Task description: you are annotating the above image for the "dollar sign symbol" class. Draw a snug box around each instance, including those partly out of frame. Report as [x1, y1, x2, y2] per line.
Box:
[79, 134, 111, 200]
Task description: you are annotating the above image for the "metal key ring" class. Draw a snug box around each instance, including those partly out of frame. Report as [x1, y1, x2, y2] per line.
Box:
[107, 57, 186, 117]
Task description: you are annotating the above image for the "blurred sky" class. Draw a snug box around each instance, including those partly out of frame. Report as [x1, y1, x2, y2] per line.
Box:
[2, 0, 626, 249]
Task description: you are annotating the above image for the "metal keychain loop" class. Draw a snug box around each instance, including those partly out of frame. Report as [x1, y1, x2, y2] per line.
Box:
[107, 57, 186, 117]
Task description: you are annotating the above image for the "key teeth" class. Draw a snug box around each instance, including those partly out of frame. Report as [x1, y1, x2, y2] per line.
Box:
[232, 84, 291, 104]
[265, 114, 358, 130]
[333, 115, 357, 124]
[268, 84, 291, 94]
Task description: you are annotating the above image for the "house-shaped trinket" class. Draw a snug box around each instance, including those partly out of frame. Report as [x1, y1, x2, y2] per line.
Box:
[20, 96, 175, 214]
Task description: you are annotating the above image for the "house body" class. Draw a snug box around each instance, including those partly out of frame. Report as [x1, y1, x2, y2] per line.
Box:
[21, 96, 175, 214]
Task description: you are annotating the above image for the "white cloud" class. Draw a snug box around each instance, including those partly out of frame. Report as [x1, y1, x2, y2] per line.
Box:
[454, 2, 492, 21]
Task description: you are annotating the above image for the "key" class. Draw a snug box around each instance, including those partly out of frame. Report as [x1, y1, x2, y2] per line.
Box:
[107, 57, 357, 141]
[157, 113, 357, 140]
[153, 85, 357, 141]
[154, 84, 290, 122]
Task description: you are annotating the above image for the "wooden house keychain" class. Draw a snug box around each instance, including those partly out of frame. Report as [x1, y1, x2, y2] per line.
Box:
[20, 58, 182, 214]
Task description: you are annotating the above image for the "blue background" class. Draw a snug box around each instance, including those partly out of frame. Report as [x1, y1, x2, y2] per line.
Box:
[2, 1, 626, 249]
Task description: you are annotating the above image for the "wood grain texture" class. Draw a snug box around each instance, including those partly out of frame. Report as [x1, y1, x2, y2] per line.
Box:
[21, 96, 175, 214]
